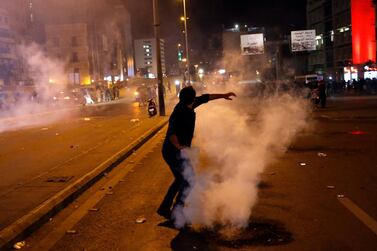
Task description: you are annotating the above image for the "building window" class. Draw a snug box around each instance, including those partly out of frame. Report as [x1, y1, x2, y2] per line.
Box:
[71, 36, 78, 47]
[71, 52, 78, 62]
[316, 34, 323, 48]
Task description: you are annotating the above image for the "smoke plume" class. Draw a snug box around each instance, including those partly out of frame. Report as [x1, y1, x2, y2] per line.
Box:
[0, 43, 75, 133]
[173, 88, 310, 229]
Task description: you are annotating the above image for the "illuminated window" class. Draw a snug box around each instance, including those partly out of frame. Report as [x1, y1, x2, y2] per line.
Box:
[316, 34, 323, 48]
[331, 30, 334, 42]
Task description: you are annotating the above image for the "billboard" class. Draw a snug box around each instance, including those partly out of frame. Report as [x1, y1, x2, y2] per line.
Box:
[291, 30, 316, 52]
[240, 33, 264, 55]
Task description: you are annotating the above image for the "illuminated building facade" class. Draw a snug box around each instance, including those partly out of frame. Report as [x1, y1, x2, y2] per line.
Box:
[307, 0, 377, 81]
[0, 0, 31, 86]
[0, 8, 17, 86]
[134, 39, 166, 78]
[31, 0, 135, 85]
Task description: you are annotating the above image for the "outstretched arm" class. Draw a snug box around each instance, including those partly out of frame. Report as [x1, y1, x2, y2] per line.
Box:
[209, 92, 237, 101]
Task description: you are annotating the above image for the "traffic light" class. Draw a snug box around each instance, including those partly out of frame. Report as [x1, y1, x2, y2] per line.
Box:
[178, 49, 183, 62]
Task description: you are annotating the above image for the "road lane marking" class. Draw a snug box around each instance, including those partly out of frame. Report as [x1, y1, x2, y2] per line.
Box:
[338, 197, 377, 236]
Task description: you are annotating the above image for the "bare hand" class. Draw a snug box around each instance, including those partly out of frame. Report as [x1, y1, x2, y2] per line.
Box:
[177, 145, 188, 150]
[224, 92, 237, 100]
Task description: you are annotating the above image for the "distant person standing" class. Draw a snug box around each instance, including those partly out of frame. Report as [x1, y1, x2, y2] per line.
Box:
[318, 80, 327, 108]
[157, 86, 236, 220]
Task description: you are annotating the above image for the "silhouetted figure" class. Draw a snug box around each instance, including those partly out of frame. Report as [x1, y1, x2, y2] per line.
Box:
[318, 80, 326, 108]
[157, 86, 236, 221]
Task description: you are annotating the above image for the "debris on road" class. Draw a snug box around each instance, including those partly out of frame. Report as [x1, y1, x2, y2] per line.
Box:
[327, 185, 335, 189]
[13, 241, 26, 250]
[317, 152, 327, 157]
[130, 118, 140, 123]
[299, 162, 307, 166]
[135, 216, 146, 224]
[83, 117, 91, 121]
[66, 230, 77, 234]
[41, 127, 49, 131]
[89, 208, 99, 212]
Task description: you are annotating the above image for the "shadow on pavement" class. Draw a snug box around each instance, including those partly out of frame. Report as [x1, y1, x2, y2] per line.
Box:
[159, 217, 293, 250]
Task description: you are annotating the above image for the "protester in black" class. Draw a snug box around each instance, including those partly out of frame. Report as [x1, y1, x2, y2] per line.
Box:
[157, 86, 236, 220]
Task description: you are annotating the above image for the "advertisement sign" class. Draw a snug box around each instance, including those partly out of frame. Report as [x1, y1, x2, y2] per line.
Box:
[240, 33, 264, 55]
[291, 30, 316, 52]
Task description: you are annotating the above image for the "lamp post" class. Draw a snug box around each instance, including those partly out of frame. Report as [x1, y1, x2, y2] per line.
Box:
[182, 0, 190, 85]
[152, 0, 165, 116]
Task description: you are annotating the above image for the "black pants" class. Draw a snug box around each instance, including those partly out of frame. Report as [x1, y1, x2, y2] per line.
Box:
[158, 150, 191, 212]
[319, 93, 326, 108]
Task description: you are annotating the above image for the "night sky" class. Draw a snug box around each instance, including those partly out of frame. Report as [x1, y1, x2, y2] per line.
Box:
[123, 0, 307, 63]
[221, 0, 307, 29]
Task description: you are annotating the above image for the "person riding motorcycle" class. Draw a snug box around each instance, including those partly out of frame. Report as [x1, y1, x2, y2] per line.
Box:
[147, 98, 157, 117]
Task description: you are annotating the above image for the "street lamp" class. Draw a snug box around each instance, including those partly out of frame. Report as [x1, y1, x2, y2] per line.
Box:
[181, 0, 190, 85]
[152, 0, 165, 116]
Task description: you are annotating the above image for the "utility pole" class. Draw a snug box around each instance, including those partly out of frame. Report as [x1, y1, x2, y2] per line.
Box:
[152, 0, 166, 116]
[183, 0, 190, 85]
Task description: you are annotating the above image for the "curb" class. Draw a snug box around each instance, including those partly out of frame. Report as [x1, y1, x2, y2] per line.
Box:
[0, 118, 168, 250]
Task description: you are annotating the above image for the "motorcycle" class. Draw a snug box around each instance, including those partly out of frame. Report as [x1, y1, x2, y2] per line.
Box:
[147, 99, 157, 117]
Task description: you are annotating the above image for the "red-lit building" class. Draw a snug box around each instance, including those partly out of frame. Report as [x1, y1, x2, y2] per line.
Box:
[307, 0, 377, 81]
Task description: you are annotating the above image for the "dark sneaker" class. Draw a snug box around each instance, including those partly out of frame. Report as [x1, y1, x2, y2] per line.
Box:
[157, 208, 171, 220]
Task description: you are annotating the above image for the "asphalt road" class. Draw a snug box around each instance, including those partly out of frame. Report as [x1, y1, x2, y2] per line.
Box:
[21, 95, 377, 251]
[0, 97, 174, 230]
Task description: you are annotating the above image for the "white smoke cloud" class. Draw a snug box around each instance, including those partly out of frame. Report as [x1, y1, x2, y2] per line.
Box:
[172, 89, 310, 229]
[19, 42, 67, 96]
[0, 43, 76, 133]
